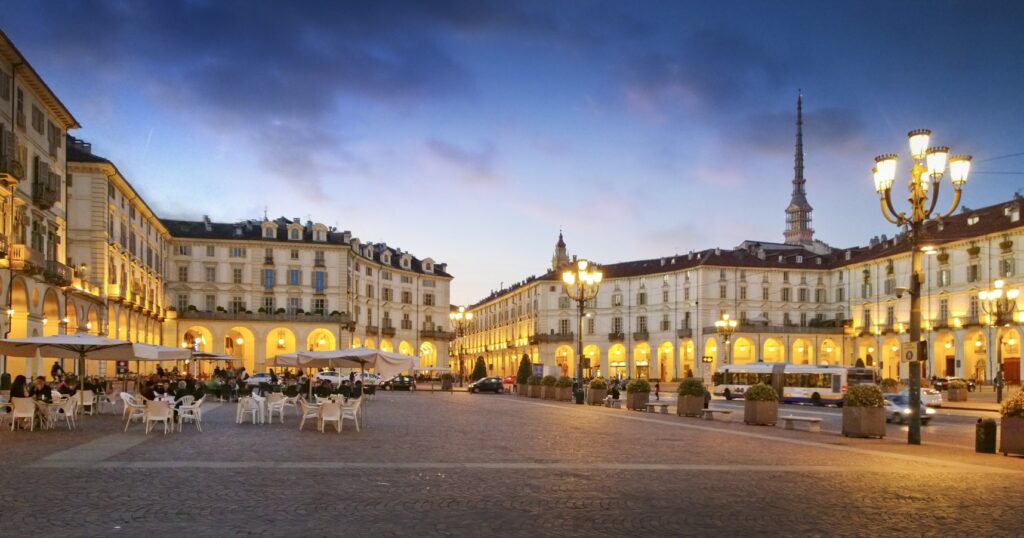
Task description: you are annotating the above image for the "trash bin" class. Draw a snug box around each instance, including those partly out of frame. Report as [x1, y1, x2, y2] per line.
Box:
[976, 418, 997, 454]
[574, 388, 585, 404]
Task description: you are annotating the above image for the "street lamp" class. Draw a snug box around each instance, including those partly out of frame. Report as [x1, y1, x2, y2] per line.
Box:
[979, 279, 1019, 403]
[874, 128, 971, 445]
[562, 258, 602, 403]
[714, 313, 738, 365]
[449, 306, 473, 387]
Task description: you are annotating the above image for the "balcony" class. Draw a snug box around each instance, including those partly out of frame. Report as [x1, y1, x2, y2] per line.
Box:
[0, 157, 23, 186]
[314, 258, 326, 268]
[366, 325, 379, 336]
[177, 310, 350, 324]
[0, 233, 7, 257]
[420, 328, 455, 340]
[107, 283, 126, 302]
[633, 331, 650, 341]
[263, 256, 274, 265]
[43, 260, 73, 287]
[33, 175, 59, 210]
[676, 328, 692, 339]
[701, 323, 845, 335]
[529, 332, 573, 345]
[381, 326, 397, 337]
[608, 332, 625, 342]
[9, 244, 43, 274]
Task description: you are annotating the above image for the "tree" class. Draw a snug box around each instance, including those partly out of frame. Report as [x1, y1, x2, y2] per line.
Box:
[516, 355, 533, 385]
[471, 357, 488, 381]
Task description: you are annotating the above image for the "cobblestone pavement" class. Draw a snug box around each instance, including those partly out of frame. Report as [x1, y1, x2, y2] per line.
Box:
[1, 392, 1022, 537]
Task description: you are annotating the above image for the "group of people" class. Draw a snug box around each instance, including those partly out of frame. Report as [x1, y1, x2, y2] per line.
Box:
[7, 362, 112, 403]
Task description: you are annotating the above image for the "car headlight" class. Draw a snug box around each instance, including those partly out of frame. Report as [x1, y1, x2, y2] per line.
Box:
[902, 408, 912, 414]
[925, 408, 936, 415]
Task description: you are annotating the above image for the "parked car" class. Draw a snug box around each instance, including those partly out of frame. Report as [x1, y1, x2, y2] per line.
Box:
[315, 371, 380, 386]
[383, 375, 416, 391]
[314, 371, 342, 385]
[900, 388, 943, 407]
[246, 373, 274, 386]
[932, 377, 977, 392]
[884, 393, 936, 425]
[469, 377, 505, 393]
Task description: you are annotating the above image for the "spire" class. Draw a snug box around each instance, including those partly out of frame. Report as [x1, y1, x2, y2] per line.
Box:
[784, 90, 814, 245]
[552, 229, 569, 271]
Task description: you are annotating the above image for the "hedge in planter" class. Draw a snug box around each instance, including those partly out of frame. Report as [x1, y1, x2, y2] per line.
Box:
[841, 384, 886, 438]
[676, 378, 705, 417]
[1001, 390, 1024, 456]
[541, 375, 558, 400]
[527, 375, 542, 398]
[516, 357, 532, 396]
[587, 378, 608, 405]
[947, 380, 969, 402]
[555, 376, 574, 401]
[743, 383, 778, 425]
[440, 373, 455, 391]
[626, 379, 651, 411]
[880, 378, 900, 394]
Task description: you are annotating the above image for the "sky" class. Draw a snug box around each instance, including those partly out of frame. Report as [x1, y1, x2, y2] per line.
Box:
[5, 1, 1024, 305]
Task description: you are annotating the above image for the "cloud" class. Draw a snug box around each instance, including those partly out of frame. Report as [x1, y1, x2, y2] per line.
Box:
[730, 104, 867, 156]
[425, 139, 498, 183]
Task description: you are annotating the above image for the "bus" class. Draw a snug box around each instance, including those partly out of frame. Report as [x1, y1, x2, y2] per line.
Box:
[712, 363, 879, 406]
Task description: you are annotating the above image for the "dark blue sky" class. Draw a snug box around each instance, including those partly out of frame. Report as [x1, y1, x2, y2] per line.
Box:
[5, 1, 1024, 303]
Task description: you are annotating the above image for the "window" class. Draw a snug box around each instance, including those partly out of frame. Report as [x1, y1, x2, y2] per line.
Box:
[422, 279, 435, 288]
[366, 284, 374, 298]
[204, 295, 216, 312]
[762, 287, 769, 301]
[288, 297, 301, 314]
[205, 267, 216, 282]
[288, 269, 301, 285]
[884, 277, 895, 295]
[684, 312, 691, 329]
[815, 289, 824, 303]
[229, 297, 245, 313]
[312, 298, 325, 314]
[263, 227, 275, 239]
[660, 314, 670, 331]
[401, 291, 412, 304]
[206, 245, 215, 257]
[232, 268, 243, 284]
[31, 105, 44, 134]
[783, 271, 790, 283]
[637, 315, 648, 332]
[638, 291, 647, 305]
[970, 295, 980, 320]
[836, 287, 845, 302]
[861, 282, 872, 299]
[263, 296, 275, 312]
[783, 312, 792, 326]
[719, 269, 726, 280]
[400, 275, 412, 284]
[176, 294, 188, 312]
[798, 288, 808, 302]
[939, 298, 949, 321]
[612, 292, 622, 306]
[178, 265, 189, 282]
[967, 264, 979, 282]
[587, 317, 595, 335]
[612, 317, 623, 334]
[1001, 258, 1015, 277]
[289, 229, 299, 240]
[291, 249, 299, 260]
[401, 313, 412, 330]
[886, 306, 895, 326]
[313, 271, 325, 293]
[230, 247, 246, 258]
[719, 285, 726, 299]
[740, 270, 746, 281]
[382, 270, 391, 281]
[781, 288, 791, 302]
[263, 269, 274, 289]
[365, 267, 372, 276]
[315, 250, 325, 266]
[862, 309, 872, 328]
[382, 287, 393, 301]
[684, 288, 690, 301]
[938, 269, 951, 287]
[558, 296, 570, 309]
[559, 319, 570, 334]
[662, 290, 669, 303]
[178, 245, 191, 256]
[424, 293, 435, 306]
[800, 312, 807, 326]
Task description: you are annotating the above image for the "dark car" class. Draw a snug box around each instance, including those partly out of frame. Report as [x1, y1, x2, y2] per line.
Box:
[932, 377, 976, 391]
[384, 375, 416, 391]
[469, 377, 504, 394]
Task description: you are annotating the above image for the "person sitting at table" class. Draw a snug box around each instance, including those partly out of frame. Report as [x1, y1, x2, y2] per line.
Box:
[140, 381, 157, 401]
[351, 380, 363, 399]
[314, 380, 333, 398]
[338, 380, 351, 398]
[28, 376, 52, 402]
[58, 377, 78, 396]
[9, 375, 29, 398]
[222, 377, 239, 402]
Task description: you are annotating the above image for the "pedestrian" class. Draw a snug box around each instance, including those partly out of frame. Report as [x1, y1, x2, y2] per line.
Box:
[654, 380, 660, 401]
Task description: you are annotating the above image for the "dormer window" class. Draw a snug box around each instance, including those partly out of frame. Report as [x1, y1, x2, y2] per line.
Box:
[314, 230, 325, 242]
[967, 215, 979, 226]
[289, 228, 300, 240]
[383, 254, 391, 265]
[424, 263, 432, 273]
[263, 227, 275, 239]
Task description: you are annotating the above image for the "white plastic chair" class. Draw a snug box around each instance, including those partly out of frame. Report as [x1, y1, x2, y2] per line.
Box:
[79, 390, 96, 416]
[177, 396, 204, 432]
[97, 392, 119, 414]
[341, 397, 361, 432]
[251, 393, 267, 424]
[11, 397, 36, 431]
[55, 398, 77, 430]
[236, 397, 259, 425]
[144, 400, 172, 435]
[281, 395, 299, 417]
[319, 402, 342, 433]
[122, 394, 146, 432]
[298, 399, 319, 431]
[266, 393, 286, 424]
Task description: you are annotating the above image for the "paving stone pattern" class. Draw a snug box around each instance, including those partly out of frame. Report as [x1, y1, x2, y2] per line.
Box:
[0, 391, 1021, 537]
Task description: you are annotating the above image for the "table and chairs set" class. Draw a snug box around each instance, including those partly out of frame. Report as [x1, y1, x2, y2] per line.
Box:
[237, 390, 364, 433]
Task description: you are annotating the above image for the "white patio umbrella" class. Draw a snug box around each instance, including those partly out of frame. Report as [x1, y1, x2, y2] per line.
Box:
[0, 334, 135, 389]
[129, 343, 193, 379]
[296, 348, 419, 379]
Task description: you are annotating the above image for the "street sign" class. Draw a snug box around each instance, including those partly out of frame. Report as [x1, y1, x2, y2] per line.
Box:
[701, 355, 713, 363]
[900, 341, 925, 363]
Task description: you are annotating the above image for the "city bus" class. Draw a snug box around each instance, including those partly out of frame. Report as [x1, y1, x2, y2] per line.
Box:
[712, 363, 879, 406]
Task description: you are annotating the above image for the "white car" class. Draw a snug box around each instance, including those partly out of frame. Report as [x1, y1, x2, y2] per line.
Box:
[245, 373, 274, 386]
[901, 388, 943, 407]
[885, 393, 936, 424]
[313, 372, 380, 386]
[314, 371, 342, 385]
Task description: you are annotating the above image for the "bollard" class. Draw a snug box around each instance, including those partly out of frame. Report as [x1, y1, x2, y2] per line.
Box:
[976, 418, 997, 454]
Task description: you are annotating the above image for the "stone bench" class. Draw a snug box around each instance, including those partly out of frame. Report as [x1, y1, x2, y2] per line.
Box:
[701, 408, 733, 421]
[780, 415, 822, 433]
[645, 403, 670, 414]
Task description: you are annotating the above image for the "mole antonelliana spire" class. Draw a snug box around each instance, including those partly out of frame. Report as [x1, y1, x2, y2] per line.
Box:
[784, 91, 814, 245]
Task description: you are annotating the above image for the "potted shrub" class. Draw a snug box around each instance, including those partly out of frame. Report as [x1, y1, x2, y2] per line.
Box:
[880, 378, 900, 394]
[625, 379, 651, 410]
[440, 373, 454, 391]
[841, 384, 886, 438]
[1001, 390, 1024, 456]
[743, 383, 779, 426]
[527, 375, 542, 398]
[516, 357, 532, 397]
[541, 375, 558, 400]
[587, 378, 608, 405]
[554, 376, 573, 401]
[676, 378, 705, 417]
[947, 380, 969, 402]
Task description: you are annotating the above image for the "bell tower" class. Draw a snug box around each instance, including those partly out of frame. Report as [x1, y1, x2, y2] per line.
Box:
[551, 230, 569, 271]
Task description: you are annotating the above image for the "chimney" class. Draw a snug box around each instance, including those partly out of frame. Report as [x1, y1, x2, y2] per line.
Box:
[203, 215, 212, 232]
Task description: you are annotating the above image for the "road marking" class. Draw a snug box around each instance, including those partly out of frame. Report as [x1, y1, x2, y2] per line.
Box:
[27, 460, 1012, 473]
[506, 398, 1024, 475]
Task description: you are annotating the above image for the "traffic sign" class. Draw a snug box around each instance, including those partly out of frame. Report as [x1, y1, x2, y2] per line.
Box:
[701, 355, 713, 363]
[900, 341, 925, 363]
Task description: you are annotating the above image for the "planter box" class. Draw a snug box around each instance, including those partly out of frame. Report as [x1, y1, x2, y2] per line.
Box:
[441, 379, 453, 391]
[743, 400, 778, 425]
[529, 385, 541, 398]
[543, 385, 556, 400]
[627, 391, 650, 411]
[555, 386, 573, 401]
[842, 406, 886, 438]
[947, 388, 968, 402]
[517, 383, 529, 397]
[1001, 416, 1024, 456]
[587, 388, 607, 405]
[677, 395, 704, 417]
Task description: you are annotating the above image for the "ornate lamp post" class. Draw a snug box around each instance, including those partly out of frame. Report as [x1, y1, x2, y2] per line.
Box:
[449, 306, 473, 387]
[874, 128, 971, 445]
[562, 258, 602, 402]
[979, 280, 1020, 403]
[714, 313, 738, 365]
